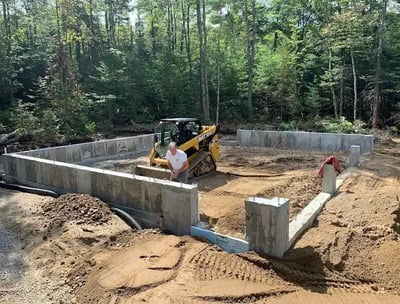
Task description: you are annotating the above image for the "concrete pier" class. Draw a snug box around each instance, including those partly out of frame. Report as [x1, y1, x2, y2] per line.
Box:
[245, 197, 289, 258]
[349, 145, 361, 167]
[322, 164, 337, 195]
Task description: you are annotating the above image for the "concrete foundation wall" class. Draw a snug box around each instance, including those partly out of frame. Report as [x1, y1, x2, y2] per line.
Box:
[18, 134, 154, 163]
[237, 130, 373, 154]
[1, 134, 199, 236]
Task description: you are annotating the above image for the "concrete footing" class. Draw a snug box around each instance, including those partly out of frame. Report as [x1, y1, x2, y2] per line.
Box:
[245, 197, 290, 258]
[190, 226, 249, 253]
[288, 168, 353, 249]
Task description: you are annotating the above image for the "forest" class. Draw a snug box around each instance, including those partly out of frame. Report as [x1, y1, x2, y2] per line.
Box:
[0, 0, 399, 140]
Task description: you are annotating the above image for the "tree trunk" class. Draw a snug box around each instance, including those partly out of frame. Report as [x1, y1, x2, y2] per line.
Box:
[0, 129, 19, 146]
[180, 0, 185, 53]
[328, 48, 338, 119]
[244, 0, 255, 121]
[55, 0, 67, 91]
[107, 0, 116, 48]
[350, 48, 358, 121]
[88, 0, 97, 63]
[185, 3, 192, 79]
[372, 0, 387, 128]
[150, 8, 156, 59]
[196, 0, 209, 121]
[166, 1, 173, 114]
[202, 0, 210, 117]
[216, 4, 222, 123]
[2, 0, 11, 55]
[339, 63, 344, 117]
[105, 10, 110, 48]
[173, 2, 177, 49]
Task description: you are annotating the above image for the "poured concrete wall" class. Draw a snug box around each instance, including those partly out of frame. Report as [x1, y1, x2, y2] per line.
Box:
[18, 134, 154, 164]
[1, 134, 198, 235]
[237, 130, 374, 154]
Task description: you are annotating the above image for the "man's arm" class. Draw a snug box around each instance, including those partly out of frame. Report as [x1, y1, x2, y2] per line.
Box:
[178, 160, 189, 174]
[167, 160, 174, 172]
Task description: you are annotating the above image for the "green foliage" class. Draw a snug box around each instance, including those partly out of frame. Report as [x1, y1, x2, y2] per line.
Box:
[12, 102, 39, 136]
[278, 120, 298, 131]
[0, 110, 14, 133]
[318, 117, 366, 134]
[0, 0, 399, 137]
[389, 126, 399, 136]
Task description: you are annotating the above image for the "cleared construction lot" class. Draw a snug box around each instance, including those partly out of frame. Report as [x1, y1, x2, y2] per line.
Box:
[91, 145, 347, 239]
[0, 138, 399, 303]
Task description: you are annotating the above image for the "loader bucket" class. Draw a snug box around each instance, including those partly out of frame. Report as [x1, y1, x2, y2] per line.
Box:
[134, 165, 171, 180]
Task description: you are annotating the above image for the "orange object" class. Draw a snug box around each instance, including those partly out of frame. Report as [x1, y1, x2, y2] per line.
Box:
[317, 155, 341, 177]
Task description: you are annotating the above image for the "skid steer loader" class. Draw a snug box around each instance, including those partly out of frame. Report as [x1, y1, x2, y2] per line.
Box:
[135, 118, 219, 180]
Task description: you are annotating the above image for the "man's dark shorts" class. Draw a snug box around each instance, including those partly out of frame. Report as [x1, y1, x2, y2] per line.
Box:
[173, 170, 189, 183]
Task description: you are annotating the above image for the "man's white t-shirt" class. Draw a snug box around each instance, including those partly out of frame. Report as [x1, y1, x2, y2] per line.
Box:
[166, 149, 187, 172]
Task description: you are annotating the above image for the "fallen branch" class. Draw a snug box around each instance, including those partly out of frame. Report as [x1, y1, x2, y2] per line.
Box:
[0, 129, 19, 146]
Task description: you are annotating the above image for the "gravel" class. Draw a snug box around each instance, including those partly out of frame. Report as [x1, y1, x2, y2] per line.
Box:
[0, 222, 25, 288]
[0, 191, 71, 303]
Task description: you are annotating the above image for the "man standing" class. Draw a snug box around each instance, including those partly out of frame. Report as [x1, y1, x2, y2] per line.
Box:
[166, 142, 189, 183]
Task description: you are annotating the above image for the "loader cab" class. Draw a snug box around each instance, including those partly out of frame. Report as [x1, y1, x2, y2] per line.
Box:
[154, 118, 201, 157]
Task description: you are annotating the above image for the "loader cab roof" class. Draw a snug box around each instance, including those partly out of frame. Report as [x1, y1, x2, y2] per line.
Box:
[160, 118, 200, 123]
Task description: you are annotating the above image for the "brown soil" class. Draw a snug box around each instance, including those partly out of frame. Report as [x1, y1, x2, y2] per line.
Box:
[42, 193, 113, 226]
[1, 140, 400, 304]
[198, 146, 346, 238]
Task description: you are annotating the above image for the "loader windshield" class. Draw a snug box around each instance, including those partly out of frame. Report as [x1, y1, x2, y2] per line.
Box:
[154, 121, 179, 158]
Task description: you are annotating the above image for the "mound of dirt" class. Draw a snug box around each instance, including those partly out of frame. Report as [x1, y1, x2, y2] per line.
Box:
[42, 194, 112, 226]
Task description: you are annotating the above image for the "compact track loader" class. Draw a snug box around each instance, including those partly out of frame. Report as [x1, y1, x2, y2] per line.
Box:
[135, 118, 219, 180]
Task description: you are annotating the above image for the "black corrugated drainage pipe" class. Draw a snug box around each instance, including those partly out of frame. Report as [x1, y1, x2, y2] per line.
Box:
[0, 181, 59, 198]
[110, 207, 143, 230]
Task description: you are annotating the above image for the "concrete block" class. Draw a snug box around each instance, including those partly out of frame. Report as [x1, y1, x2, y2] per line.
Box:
[343, 134, 362, 152]
[65, 146, 82, 163]
[80, 143, 94, 162]
[362, 135, 374, 154]
[191, 226, 249, 253]
[237, 130, 373, 154]
[161, 185, 199, 235]
[76, 168, 92, 193]
[237, 130, 252, 146]
[105, 141, 117, 157]
[321, 133, 342, 152]
[266, 131, 281, 147]
[92, 141, 106, 159]
[15, 157, 28, 181]
[281, 132, 297, 149]
[245, 197, 289, 258]
[349, 145, 361, 167]
[295, 132, 311, 150]
[2, 154, 17, 177]
[253, 130, 265, 147]
[250, 130, 259, 147]
[117, 140, 129, 154]
[309, 133, 322, 150]
[322, 164, 336, 194]
[125, 137, 139, 152]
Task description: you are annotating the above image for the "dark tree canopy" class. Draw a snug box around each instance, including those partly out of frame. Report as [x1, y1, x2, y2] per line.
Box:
[1, 0, 400, 138]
